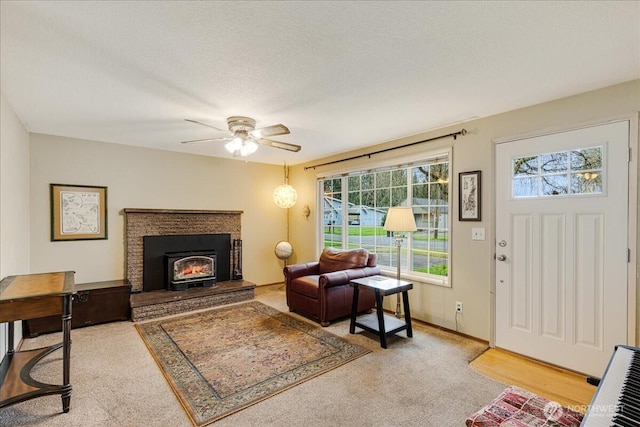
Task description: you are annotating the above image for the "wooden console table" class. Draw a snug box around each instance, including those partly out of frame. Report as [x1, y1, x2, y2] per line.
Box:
[0, 271, 75, 412]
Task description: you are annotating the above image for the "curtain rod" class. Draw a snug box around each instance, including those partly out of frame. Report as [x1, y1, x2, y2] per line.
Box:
[304, 128, 467, 170]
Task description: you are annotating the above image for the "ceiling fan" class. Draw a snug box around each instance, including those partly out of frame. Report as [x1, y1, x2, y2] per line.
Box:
[181, 116, 301, 157]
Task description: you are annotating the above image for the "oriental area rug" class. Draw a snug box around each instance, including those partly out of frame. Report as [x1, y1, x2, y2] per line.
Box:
[135, 301, 370, 426]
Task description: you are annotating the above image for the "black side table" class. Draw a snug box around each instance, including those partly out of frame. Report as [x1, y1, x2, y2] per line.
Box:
[349, 276, 413, 348]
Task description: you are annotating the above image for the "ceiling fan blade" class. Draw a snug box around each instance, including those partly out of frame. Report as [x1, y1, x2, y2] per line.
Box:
[258, 138, 301, 152]
[184, 119, 229, 133]
[251, 124, 290, 138]
[181, 137, 230, 144]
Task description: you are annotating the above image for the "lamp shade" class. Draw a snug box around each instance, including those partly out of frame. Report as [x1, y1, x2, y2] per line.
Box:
[384, 207, 417, 232]
[273, 184, 297, 208]
[239, 139, 258, 156]
[225, 136, 258, 157]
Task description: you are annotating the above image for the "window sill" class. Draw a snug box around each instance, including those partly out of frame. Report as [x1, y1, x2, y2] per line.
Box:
[379, 268, 450, 288]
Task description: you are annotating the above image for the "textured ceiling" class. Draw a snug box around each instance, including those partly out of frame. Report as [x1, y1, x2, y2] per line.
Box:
[1, 1, 639, 165]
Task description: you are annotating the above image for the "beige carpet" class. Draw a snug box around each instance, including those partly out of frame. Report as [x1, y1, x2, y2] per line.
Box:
[0, 285, 507, 426]
[135, 301, 370, 426]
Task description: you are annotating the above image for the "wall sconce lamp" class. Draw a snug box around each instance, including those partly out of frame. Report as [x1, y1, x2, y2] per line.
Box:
[302, 205, 310, 219]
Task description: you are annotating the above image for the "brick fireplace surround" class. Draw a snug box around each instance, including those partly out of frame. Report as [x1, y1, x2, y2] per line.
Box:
[124, 209, 255, 321]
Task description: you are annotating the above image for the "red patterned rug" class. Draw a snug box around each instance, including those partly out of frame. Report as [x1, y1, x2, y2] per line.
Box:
[135, 301, 370, 426]
[466, 385, 584, 427]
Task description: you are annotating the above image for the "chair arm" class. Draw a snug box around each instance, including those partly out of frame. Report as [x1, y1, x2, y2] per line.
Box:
[284, 262, 320, 281]
[319, 266, 381, 288]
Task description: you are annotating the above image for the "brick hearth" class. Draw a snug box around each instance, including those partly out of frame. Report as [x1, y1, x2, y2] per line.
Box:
[129, 281, 255, 321]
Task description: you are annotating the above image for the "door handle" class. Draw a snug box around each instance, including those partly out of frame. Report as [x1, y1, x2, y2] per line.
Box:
[496, 254, 507, 261]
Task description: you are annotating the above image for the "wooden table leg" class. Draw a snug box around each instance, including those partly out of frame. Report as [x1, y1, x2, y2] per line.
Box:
[61, 294, 72, 413]
[375, 290, 387, 348]
[349, 284, 360, 334]
[7, 320, 15, 354]
[402, 290, 413, 338]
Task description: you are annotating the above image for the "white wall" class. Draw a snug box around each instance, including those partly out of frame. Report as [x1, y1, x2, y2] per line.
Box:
[0, 92, 31, 354]
[288, 79, 640, 342]
[29, 134, 290, 286]
[5, 80, 639, 348]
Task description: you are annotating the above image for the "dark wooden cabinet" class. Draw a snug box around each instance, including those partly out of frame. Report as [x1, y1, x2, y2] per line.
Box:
[23, 279, 131, 338]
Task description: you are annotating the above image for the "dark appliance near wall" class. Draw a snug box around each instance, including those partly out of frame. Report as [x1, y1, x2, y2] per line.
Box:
[232, 239, 243, 280]
[165, 250, 216, 291]
[143, 234, 231, 292]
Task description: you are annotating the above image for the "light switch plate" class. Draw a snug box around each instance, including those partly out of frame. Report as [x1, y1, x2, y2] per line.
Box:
[472, 227, 485, 240]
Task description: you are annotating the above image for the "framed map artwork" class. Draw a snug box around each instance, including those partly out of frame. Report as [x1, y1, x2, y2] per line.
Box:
[50, 183, 108, 241]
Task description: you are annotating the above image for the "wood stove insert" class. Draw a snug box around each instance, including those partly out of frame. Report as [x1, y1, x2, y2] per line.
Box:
[165, 250, 216, 291]
[142, 234, 231, 292]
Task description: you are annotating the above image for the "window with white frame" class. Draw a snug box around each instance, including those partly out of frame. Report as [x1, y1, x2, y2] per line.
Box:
[318, 150, 451, 287]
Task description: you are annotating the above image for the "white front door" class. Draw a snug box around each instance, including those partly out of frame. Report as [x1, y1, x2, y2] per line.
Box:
[495, 120, 630, 377]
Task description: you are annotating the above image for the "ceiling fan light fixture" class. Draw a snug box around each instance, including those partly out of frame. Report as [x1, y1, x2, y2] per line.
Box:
[225, 137, 258, 157]
[225, 137, 243, 154]
[184, 115, 301, 155]
[240, 139, 258, 156]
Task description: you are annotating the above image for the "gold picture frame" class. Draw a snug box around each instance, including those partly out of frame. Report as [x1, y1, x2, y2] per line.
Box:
[50, 183, 108, 241]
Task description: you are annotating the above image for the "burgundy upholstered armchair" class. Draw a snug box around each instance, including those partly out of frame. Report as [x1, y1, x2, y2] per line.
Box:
[284, 247, 380, 326]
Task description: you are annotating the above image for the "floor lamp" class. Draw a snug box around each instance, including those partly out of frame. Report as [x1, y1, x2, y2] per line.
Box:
[383, 207, 417, 318]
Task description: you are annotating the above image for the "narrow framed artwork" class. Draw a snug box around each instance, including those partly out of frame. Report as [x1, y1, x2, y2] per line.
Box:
[50, 183, 108, 241]
[459, 171, 481, 221]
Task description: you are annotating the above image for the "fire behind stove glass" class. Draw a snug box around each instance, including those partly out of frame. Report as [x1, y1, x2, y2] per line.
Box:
[165, 251, 217, 291]
[174, 256, 214, 281]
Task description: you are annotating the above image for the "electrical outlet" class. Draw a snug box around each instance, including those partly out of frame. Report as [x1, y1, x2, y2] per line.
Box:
[456, 301, 463, 313]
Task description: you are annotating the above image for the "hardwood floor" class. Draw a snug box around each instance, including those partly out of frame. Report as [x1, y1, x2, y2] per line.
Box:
[470, 348, 596, 412]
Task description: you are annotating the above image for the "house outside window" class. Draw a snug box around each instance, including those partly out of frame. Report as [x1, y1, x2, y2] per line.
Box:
[318, 149, 451, 287]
